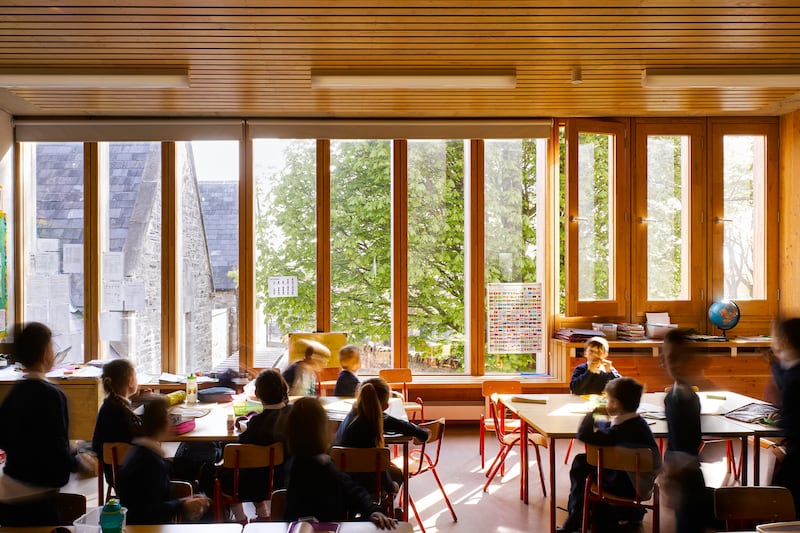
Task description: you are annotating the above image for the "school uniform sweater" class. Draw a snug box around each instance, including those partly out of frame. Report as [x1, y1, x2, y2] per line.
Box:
[116, 438, 183, 525]
[334, 370, 360, 397]
[92, 394, 142, 483]
[570, 363, 622, 396]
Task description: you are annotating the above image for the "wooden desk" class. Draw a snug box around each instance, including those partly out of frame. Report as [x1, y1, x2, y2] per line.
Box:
[500, 390, 771, 533]
[244, 521, 414, 533]
[0, 377, 103, 441]
[0, 525, 243, 533]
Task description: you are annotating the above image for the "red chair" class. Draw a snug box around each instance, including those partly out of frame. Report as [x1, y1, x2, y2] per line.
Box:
[330, 446, 394, 517]
[581, 444, 660, 533]
[213, 443, 284, 522]
[391, 418, 457, 533]
[483, 393, 547, 497]
[98, 442, 132, 506]
[480, 380, 522, 470]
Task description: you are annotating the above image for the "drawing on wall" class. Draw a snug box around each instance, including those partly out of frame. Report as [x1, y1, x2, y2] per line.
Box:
[487, 282, 542, 354]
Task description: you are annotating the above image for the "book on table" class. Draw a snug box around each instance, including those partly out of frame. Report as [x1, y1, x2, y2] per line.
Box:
[724, 402, 778, 424]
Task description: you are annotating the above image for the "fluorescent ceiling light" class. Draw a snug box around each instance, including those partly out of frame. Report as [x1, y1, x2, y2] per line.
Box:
[311, 68, 516, 89]
[642, 68, 800, 88]
[0, 68, 189, 88]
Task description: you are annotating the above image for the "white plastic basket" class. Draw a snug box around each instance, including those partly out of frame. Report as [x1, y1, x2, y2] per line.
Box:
[73, 505, 127, 533]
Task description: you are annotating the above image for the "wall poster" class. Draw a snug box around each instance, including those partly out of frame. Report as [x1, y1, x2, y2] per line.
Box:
[487, 282, 542, 354]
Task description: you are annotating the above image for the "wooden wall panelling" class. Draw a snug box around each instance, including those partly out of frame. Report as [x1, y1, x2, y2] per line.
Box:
[780, 111, 800, 317]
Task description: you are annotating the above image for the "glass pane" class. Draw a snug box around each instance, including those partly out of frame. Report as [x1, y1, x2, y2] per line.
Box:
[100, 142, 162, 376]
[330, 140, 392, 374]
[253, 139, 316, 367]
[177, 141, 239, 375]
[484, 139, 545, 374]
[577, 132, 614, 300]
[23, 143, 85, 363]
[407, 140, 466, 374]
[646, 135, 690, 300]
[722, 135, 766, 300]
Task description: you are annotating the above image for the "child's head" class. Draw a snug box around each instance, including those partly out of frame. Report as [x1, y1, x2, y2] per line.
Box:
[772, 318, 800, 365]
[102, 358, 137, 398]
[338, 344, 361, 372]
[254, 368, 290, 405]
[141, 396, 170, 439]
[662, 328, 695, 382]
[584, 336, 609, 363]
[12, 322, 53, 371]
[603, 377, 644, 415]
[299, 339, 330, 372]
[361, 377, 392, 409]
[287, 396, 329, 458]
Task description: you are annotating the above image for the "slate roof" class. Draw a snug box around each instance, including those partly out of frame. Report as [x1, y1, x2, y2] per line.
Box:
[198, 181, 239, 291]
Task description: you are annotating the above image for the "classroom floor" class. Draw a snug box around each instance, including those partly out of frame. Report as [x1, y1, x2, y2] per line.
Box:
[60, 424, 774, 533]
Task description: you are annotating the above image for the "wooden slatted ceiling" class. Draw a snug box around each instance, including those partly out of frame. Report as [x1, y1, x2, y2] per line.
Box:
[1, 2, 800, 118]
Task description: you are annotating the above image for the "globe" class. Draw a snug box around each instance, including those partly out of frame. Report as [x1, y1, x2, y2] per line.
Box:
[708, 300, 741, 337]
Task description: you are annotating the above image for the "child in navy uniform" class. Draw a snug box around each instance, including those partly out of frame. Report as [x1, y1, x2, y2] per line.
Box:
[116, 397, 211, 524]
[570, 336, 621, 395]
[92, 358, 143, 487]
[282, 339, 329, 396]
[661, 328, 714, 533]
[284, 396, 397, 528]
[223, 369, 292, 521]
[335, 377, 429, 497]
[334, 344, 362, 397]
[0, 322, 97, 526]
[558, 377, 659, 533]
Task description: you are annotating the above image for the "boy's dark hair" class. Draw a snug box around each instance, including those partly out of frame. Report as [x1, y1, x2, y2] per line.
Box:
[141, 396, 170, 437]
[12, 322, 52, 367]
[287, 396, 329, 458]
[604, 377, 644, 413]
[255, 368, 290, 405]
[101, 358, 135, 395]
[664, 327, 691, 347]
[775, 318, 800, 355]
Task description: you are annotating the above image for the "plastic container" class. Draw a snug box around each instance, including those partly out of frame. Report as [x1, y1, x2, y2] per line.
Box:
[645, 323, 678, 339]
[186, 372, 198, 403]
[591, 323, 618, 340]
[74, 505, 127, 533]
[233, 399, 264, 416]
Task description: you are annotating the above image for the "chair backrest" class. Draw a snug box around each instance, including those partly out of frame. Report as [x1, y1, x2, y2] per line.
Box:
[482, 380, 522, 418]
[410, 418, 446, 475]
[222, 442, 284, 469]
[102, 442, 133, 489]
[714, 486, 795, 530]
[379, 368, 413, 400]
[270, 488, 287, 521]
[221, 442, 284, 501]
[170, 480, 194, 499]
[585, 444, 657, 501]
[318, 366, 341, 382]
[487, 393, 520, 443]
[330, 446, 391, 499]
[57, 492, 87, 524]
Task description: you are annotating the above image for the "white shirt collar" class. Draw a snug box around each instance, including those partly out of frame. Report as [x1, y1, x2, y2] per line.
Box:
[611, 411, 639, 426]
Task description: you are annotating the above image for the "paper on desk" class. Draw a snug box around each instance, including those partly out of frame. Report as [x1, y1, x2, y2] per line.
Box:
[159, 372, 186, 383]
[0, 366, 21, 379]
[72, 366, 103, 378]
[700, 394, 727, 415]
[638, 402, 666, 419]
[646, 312, 671, 324]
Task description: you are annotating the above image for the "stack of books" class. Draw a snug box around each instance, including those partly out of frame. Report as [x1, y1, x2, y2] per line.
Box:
[554, 328, 602, 342]
[617, 323, 646, 341]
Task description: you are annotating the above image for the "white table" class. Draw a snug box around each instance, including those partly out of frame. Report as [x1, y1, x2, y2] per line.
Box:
[244, 521, 414, 533]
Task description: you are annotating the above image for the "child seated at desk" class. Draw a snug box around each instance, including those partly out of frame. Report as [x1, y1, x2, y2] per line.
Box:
[558, 377, 660, 533]
[335, 377, 429, 497]
[334, 344, 362, 397]
[116, 397, 211, 525]
[284, 396, 397, 529]
[570, 336, 621, 396]
[222, 368, 292, 522]
[92, 358, 143, 487]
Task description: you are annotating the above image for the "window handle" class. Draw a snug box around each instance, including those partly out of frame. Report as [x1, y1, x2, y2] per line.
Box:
[714, 217, 733, 223]
[569, 216, 588, 223]
[639, 217, 657, 223]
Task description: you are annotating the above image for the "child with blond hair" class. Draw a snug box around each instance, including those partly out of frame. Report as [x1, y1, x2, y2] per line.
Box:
[334, 344, 362, 397]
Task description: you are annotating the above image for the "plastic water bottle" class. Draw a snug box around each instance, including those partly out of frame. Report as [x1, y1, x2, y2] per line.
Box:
[186, 372, 198, 403]
[99, 498, 124, 533]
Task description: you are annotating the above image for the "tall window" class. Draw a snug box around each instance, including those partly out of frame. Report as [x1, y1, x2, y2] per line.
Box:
[329, 140, 392, 373]
[632, 121, 706, 327]
[253, 139, 317, 366]
[100, 142, 162, 376]
[21, 142, 85, 364]
[484, 139, 546, 373]
[565, 119, 628, 318]
[178, 140, 239, 374]
[407, 140, 466, 374]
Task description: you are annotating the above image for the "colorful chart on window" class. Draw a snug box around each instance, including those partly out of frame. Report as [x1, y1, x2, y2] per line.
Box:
[487, 282, 543, 354]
